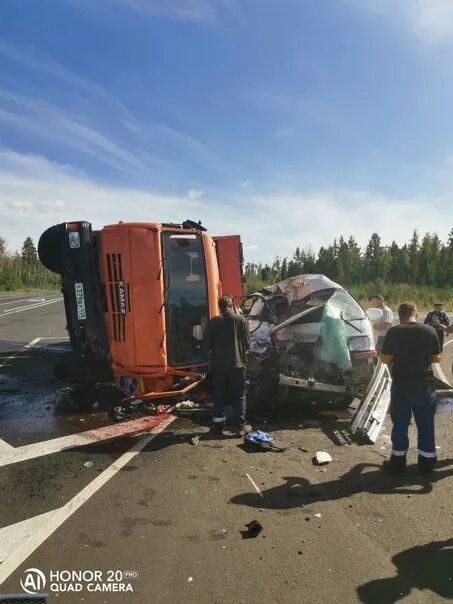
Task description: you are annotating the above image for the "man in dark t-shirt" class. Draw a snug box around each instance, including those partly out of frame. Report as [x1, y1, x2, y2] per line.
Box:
[381, 301, 441, 475]
[203, 296, 251, 436]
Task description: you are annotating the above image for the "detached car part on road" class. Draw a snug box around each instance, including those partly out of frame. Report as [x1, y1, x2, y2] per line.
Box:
[244, 275, 392, 442]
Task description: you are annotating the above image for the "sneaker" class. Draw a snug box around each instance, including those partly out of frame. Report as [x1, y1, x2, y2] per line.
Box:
[382, 457, 407, 474]
[235, 424, 253, 437]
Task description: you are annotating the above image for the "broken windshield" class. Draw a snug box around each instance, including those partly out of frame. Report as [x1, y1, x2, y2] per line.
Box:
[327, 290, 365, 321]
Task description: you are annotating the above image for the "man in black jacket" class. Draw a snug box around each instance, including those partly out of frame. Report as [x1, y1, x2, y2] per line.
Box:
[203, 296, 252, 436]
[381, 302, 441, 475]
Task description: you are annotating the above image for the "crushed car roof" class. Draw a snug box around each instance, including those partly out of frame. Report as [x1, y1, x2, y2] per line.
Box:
[258, 274, 342, 302]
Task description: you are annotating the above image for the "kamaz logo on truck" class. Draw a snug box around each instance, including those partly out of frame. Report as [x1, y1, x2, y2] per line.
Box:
[117, 281, 127, 315]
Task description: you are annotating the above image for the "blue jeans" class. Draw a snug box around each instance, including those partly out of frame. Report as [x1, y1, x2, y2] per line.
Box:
[390, 383, 437, 459]
[212, 368, 247, 427]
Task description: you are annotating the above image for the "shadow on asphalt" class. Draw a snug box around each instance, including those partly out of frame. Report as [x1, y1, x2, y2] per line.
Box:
[230, 459, 453, 509]
[356, 538, 453, 603]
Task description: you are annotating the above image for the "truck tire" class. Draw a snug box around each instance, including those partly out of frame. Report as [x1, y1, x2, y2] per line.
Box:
[38, 223, 65, 274]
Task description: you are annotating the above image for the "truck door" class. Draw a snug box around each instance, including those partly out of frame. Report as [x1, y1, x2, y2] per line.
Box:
[212, 235, 244, 304]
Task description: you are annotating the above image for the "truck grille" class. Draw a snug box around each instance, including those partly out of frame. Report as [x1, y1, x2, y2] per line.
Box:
[105, 253, 131, 342]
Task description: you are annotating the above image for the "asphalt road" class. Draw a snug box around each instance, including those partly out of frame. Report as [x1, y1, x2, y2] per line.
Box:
[0, 296, 452, 603]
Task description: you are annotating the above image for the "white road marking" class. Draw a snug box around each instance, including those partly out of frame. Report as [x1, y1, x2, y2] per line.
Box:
[0, 414, 176, 585]
[246, 473, 264, 498]
[1, 298, 62, 316]
[0, 508, 58, 563]
[0, 414, 175, 468]
[435, 338, 453, 387]
[0, 337, 41, 369]
[0, 439, 14, 453]
[0, 297, 43, 306]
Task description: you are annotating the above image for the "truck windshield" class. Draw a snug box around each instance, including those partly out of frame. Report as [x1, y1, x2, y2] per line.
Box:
[162, 232, 209, 366]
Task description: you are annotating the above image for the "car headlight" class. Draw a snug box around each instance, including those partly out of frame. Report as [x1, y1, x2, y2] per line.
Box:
[348, 336, 372, 351]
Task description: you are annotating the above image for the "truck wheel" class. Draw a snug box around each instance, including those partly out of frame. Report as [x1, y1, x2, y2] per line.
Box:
[38, 223, 65, 274]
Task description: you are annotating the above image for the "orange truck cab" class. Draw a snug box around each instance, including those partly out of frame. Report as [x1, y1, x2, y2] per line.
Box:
[38, 219, 244, 400]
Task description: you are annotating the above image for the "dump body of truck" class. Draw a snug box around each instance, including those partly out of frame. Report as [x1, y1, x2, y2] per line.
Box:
[39, 220, 243, 399]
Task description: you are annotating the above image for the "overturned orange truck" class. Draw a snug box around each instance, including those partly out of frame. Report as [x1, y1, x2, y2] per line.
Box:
[38, 220, 244, 399]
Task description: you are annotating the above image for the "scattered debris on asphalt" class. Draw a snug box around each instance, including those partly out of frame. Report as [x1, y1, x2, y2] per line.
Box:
[244, 431, 286, 452]
[314, 513, 322, 518]
[83, 461, 94, 468]
[315, 451, 332, 465]
[241, 520, 263, 539]
[298, 446, 309, 453]
[176, 400, 199, 409]
[113, 406, 127, 421]
[190, 435, 200, 446]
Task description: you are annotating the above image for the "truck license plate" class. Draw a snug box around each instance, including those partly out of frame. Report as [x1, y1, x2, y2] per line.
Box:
[74, 282, 87, 320]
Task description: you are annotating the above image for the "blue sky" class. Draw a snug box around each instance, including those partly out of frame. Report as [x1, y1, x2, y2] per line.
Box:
[1, 0, 453, 262]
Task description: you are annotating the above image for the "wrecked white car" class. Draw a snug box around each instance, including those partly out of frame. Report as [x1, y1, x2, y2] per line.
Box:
[244, 275, 391, 442]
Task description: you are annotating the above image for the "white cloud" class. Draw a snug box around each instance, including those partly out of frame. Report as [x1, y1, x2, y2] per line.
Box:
[0, 89, 146, 172]
[187, 188, 204, 199]
[348, 0, 453, 42]
[0, 151, 451, 262]
[0, 42, 216, 178]
[404, 0, 453, 41]
[5, 199, 65, 214]
[0, 40, 141, 126]
[5, 200, 34, 212]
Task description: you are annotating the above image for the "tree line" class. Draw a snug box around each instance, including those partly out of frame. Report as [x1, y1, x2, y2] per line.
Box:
[245, 229, 453, 295]
[0, 236, 59, 290]
[2, 229, 453, 301]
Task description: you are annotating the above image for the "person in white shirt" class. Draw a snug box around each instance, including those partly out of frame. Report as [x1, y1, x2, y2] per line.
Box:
[372, 295, 394, 354]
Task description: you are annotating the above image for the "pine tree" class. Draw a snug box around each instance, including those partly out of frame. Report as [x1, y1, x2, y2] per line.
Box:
[408, 229, 420, 284]
[21, 237, 38, 265]
[364, 233, 386, 280]
[280, 258, 288, 280]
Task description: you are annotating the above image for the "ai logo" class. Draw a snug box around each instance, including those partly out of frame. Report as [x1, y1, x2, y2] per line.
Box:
[20, 567, 46, 594]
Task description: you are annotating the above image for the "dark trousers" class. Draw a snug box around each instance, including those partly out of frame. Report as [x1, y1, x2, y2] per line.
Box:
[436, 331, 444, 352]
[212, 367, 246, 427]
[390, 383, 437, 459]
